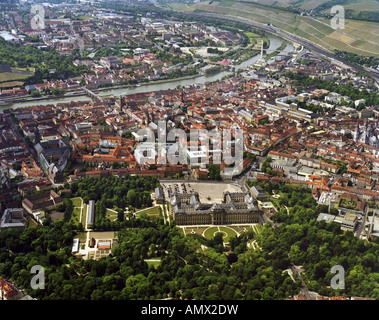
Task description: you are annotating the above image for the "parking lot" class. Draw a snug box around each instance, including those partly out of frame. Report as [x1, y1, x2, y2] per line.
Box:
[160, 181, 243, 204]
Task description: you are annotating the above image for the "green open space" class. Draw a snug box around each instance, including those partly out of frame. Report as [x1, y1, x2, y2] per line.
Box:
[136, 206, 161, 219]
[218, 1, 235, 7]
[182, 226, 209, 236]
[144, 258, 162, 269]
[70, 207, 81, 225]
[82, 204, 87, 227]
[0, 72, 31, 82]
[231, 225, 254, 234]
[71, 197, 83, 208]
[106, 208, 119, 221]
[244, 32, 261, 38]
[182, 224, 259, 240]
[203, 226, 238, 243]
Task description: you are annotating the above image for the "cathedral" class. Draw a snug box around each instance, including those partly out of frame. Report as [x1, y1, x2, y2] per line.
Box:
[354, 119, 379, 148]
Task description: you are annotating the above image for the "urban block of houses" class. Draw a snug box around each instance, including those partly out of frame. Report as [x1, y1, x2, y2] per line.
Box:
[22, 190, 63, 214]
[0, 208, 27, 231]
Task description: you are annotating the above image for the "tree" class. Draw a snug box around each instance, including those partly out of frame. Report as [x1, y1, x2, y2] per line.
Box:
[30, 90, 41, 97]
[126, 189, 137, 207]
[226, 252, 238, 264]
[208, 164, 221, 180]
[261, 157, 272, 173]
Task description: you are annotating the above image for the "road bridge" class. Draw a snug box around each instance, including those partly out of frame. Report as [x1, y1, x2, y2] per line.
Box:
[82, 87, 104, 103]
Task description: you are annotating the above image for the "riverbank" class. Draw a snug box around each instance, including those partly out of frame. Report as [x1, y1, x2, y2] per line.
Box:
[8, 90, 86, 104]
[4, 74, 201, 108]
[3, 35, 293, 110]
[94, 74, 200, 93]
[264, 42, 287, 61]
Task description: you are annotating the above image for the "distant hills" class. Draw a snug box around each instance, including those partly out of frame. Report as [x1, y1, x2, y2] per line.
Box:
[168, 0, 379, 57]
[241, 0, 379, 22]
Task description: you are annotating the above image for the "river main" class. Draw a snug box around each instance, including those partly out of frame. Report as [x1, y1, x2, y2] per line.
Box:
[3, 35, 292, 110]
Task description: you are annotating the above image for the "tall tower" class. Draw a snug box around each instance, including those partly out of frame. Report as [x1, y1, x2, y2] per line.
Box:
[355, 120, 360, 144]
[364, 118, 369, 144]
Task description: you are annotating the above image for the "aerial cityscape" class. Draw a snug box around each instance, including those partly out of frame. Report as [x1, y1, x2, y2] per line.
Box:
[0, 0, 378, 308]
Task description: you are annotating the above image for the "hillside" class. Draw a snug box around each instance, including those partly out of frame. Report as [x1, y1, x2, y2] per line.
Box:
[169, 1, 379, 57]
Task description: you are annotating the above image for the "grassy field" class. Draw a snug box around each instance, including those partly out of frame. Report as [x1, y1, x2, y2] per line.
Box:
[71, 197, 83, 207]
[0, 81, 24, 88]
[0, 72, 30, 82]
[70, 197, 84, 226]
[244, 32, 261, 38]
[144, 258, 162, 269]
[319, 0, 379, 13]
[203, 226, 238, 243]
[218, 1, 235, 7]
[106, 208, 119, 221]
[182, 226, 209, 236]
[299, 0, 330, 10]
[182, 224, 259, 238]
[237, 0, 379, 12]
[244, 32, 264, 45]
[82, 204, 87, 227]
[71, 207, 81, 225]
[231, 225, 254, 234]
[170, 1, 379, 57]
[136, 206, 161, 219]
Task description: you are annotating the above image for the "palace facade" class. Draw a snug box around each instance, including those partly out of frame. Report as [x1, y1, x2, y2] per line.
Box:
[170, 191, 261, 225]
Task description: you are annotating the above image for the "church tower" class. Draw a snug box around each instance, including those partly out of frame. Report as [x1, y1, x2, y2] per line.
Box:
[355, 120, 360, 144]
[364, 119, 369, 144]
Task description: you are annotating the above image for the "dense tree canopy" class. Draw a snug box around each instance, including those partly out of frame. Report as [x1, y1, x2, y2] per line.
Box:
[69, 175, 160, 230]
[252, 181, 379, 299]
[0, 38, 88, 84]
[283, 72, 379, 108]
[1, 175, 378, 300]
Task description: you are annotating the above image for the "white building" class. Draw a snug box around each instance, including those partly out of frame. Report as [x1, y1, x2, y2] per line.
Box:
[341, 212, 358, 231]
[0, 208, 27, 231]
[87, 200, 95, 227]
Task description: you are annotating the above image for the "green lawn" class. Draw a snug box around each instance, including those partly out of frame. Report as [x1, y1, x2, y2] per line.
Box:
[71, 197, 83, 208]
[203, 226, 237, 243]
[0, 72, 32, 82]
[82, 204, 87, 227]
[231, 225, 254, 234]
[183, 226, 209, 236]
[136, 206, 161, 219]
[70, 197, 84, 226]
[244, 32, 261, 38]
[106, 208, 119, 221]
[218, 1, 235, 7]
[70, 207, 81, 225]
[144, 258, 162, 269]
